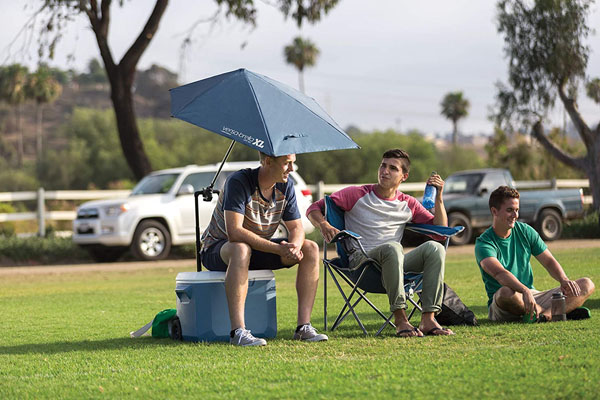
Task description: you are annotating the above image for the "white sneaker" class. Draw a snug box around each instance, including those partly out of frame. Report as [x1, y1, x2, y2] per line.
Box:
[293, 323, 329, 342]
[230, 328, 267, 346]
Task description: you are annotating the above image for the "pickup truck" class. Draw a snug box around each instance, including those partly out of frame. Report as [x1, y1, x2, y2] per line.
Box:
[442, 169, 585, 245]
[72, 162, 314, 262]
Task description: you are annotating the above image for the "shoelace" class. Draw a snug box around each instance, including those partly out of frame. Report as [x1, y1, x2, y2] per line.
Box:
[235, 328, 251, 345]
[300, 324, 315, 336]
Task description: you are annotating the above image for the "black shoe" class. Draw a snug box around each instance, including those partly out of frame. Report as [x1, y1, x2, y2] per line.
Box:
[566, 307, 591, 320]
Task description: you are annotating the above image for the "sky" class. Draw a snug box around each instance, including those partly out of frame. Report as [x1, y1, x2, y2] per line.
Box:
[1, 0, 600, 137]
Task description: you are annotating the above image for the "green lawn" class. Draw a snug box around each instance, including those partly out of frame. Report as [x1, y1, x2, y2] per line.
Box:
[1, 247, 599, 399]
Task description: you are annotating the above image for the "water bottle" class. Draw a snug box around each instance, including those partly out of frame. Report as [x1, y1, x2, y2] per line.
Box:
[422, 171, 437, 209]
[551, 292, 567, 322]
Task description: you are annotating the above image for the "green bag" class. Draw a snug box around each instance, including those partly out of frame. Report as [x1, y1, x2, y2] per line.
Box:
[152, 309, 178, 338]
[130, 308, 178, 339]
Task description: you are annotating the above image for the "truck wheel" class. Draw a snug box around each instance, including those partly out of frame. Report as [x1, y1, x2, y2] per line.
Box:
[448, 212, 472, 246]
[131, 220, 171, 261]
[536, 209, 562, 241]
[85, 245, 126, 263]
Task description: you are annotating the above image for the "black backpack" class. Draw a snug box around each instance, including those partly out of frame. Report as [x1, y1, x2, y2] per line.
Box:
[435, 283, 478, 326]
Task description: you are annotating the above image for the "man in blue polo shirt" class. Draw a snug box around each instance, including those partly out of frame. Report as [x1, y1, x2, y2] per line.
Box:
[201, 152, 327, 346]
[475, 186, 595, 322]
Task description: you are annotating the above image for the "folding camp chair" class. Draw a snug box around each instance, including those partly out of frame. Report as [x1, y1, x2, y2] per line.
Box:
[322, 195, 464, 336]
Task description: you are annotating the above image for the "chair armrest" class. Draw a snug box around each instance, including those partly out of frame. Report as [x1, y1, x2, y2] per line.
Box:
[406, 223, 464, 239]
[330, 230, 362, 243]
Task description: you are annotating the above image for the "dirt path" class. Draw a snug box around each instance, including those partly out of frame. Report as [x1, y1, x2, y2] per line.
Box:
[1, 239, 598, 276]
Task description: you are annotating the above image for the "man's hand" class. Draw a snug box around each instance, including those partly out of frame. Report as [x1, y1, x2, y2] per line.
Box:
[521, 288, 537, 316]
[427, 173, 445, 192]
[279, 240, 303, 264]
[318, 221, 340, 243]
[560, 279, 581, 297]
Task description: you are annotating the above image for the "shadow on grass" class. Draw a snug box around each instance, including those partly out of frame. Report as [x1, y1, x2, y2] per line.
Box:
[0, 336, 227, 356]
[583, 298, 600, 310]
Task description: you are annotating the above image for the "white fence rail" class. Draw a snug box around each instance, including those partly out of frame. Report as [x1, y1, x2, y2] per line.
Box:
[0, 180, 592, 236]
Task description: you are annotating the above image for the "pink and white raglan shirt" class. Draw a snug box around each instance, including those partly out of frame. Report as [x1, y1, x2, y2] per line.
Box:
[306, 184, 435, 253]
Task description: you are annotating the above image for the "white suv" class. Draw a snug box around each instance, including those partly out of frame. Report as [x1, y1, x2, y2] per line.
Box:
[72, 161, 314, 262]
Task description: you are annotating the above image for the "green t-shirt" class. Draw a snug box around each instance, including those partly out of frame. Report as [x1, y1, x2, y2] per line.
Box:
[474, 221, 547, 307]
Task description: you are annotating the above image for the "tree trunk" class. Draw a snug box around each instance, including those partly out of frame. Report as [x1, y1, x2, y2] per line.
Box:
[110, 77, 152, 180]
[298, 70, 305, 94]
[452, 120, 458, 145]
[36, 103, 43, 160]
[16, 104, 23, 167]
[585, 139, 600, 213]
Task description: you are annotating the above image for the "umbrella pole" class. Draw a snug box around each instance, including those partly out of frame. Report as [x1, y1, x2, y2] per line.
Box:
[195, 140, 236, 272]
[200, 140, 236, 202]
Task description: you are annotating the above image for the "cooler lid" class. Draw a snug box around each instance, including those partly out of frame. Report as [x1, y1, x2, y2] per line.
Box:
[176, 270, 275, 283]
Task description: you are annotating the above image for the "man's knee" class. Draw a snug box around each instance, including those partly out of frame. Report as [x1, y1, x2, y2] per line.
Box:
[224, 241, 252, 266]
[496, 286, 518, 301]
[302, 239, 319, 258]
[379, 241, 403, 258]
[423, 240, 446, 256]
[577, 277, 595, 297]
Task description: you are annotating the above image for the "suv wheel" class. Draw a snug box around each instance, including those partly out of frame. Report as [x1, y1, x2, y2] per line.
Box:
[272, 223, 289, 239]
[132, 220, 171, 261]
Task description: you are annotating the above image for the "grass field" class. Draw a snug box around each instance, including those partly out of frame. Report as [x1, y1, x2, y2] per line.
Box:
[1, 246, 599, 399]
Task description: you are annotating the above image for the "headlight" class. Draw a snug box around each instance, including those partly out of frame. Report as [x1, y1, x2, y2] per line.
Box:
[104, 203, 129, 217]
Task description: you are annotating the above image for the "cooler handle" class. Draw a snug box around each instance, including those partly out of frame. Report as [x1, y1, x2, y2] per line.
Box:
[175, 285, 193, 303]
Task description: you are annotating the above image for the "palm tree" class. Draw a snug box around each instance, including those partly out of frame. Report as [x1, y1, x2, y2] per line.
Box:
[440, 91, 470, 145]
[0, 64, 29, 166]
[284, 37, 320, 94]
[25, 65, 63, 159]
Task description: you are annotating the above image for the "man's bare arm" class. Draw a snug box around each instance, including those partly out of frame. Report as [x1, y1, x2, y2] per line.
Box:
[480, 256, 537, 315]
[535, 249, 581, 296]
[429, 174, 448, 226]
[307, 209, 339, 243]
[225, 211, 285, 256]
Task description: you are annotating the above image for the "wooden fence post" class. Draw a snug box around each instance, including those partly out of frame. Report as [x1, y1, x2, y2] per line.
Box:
[37, 187, 45, 237]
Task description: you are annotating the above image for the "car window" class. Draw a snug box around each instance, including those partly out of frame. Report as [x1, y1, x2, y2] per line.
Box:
[480, 172, 507, 193]
[131, 173, 179, 195]
[181, 171, 234, 192]
[444, 173, 483, 194]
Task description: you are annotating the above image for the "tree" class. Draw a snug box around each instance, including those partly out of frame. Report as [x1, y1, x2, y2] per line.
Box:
[25, 64, 63, 159]
[494, 0, 600, 213]
[32, 0, 340, 180]
[440, 91, 470, 145]
[284, 36, 320, 93]
[0, 64, 29, 166]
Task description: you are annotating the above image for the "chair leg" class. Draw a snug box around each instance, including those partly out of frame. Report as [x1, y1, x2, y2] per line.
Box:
[324, 263, 328, 331]
[326, 265, 368, 335]
[330, 267, 394, 334]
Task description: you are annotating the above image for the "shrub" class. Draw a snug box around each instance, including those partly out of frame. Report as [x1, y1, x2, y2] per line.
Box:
[0, 235, 90, 265]
[0, 203, 16, 237]
[563, 211, 600, 239]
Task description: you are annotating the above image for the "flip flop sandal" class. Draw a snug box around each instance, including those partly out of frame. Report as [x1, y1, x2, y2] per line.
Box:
[396, 327, 421, 338]
[422, 327, 455, 336]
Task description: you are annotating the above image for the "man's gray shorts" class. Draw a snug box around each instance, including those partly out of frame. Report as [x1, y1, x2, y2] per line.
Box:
[488, 287, 563, 322]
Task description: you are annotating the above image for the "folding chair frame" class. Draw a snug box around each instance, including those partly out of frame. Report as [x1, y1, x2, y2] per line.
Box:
[323, 231, 424, 336]
[321, 195, 464, 336]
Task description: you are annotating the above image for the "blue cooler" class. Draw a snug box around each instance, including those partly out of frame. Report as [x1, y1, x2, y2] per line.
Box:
[175, 270, 276, 342]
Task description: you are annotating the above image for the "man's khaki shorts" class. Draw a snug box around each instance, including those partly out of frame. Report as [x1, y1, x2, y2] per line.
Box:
[488, 287, 563, 322]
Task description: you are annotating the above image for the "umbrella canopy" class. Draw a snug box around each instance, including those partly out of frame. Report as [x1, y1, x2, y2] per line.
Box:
[170, 68, 359, 156]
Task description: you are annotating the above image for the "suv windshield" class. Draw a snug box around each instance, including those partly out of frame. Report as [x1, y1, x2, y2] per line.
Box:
[131, 173, 179, 195]
[444, 173, 484, 195]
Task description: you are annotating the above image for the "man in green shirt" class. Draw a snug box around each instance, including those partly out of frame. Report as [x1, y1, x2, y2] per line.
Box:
[474, 186, 595, 322]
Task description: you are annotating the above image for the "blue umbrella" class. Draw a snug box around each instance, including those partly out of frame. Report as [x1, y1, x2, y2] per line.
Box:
[170, 68, 359, 156]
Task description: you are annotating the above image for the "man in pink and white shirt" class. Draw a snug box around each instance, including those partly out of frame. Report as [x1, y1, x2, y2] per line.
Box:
[307, 149, 454, 337]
